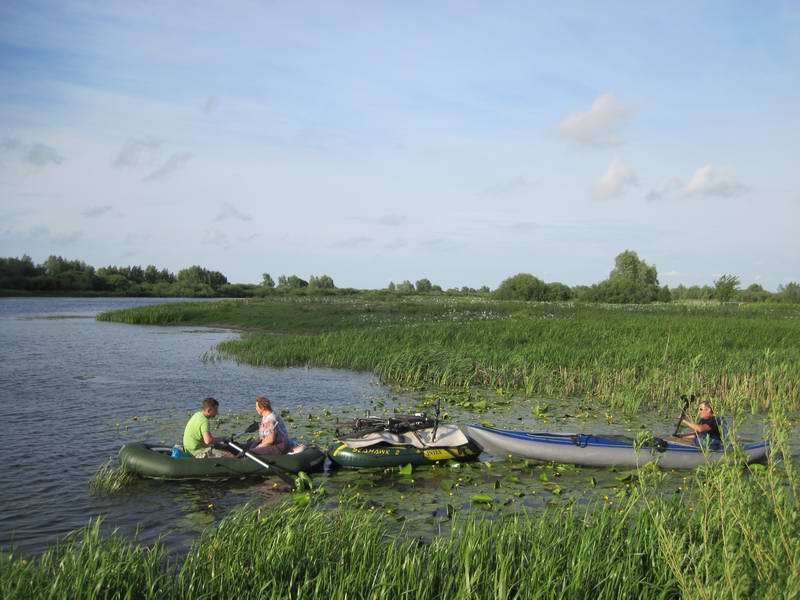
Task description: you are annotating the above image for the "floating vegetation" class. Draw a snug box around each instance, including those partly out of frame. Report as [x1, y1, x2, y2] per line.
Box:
[88, 459, 135, 495]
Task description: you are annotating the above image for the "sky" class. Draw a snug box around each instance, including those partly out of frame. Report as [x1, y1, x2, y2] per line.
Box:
[0, 1, 798, 290]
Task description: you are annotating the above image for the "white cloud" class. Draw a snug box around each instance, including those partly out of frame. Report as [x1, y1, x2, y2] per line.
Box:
[480, 176, 530, 197]
[142, 153, 192, 182]
[645, 178, 682, 202]
[27, 144, 64, 166]
[201, 228, 229, 246]
[331, 236, 373, 248]
[26, 226, 82, 244]
[215, 202, 252, 222]
[503, 221, 538, 233]
[377, 214, 408, 226]
[0, 138, 23, 151]
[0, 138, 64, 166]
[685, 165, 748, 198]
[384, 239, 408, 249]
[113, 137, 161, 168]
[123, 233, 151, 244]
[204, 96, 220, 114]
[81, 205, 113, 218]
[593, 159, 638, 200]
[663, 270, 679, 277]
[559, 93, 635, 147]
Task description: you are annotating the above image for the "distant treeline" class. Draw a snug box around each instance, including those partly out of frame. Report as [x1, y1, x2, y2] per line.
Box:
[1, 252, 798, 303]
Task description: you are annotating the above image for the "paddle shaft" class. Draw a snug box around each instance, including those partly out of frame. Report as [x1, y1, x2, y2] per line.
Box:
[226, 439, 296, 488]
[672, 397, 691, 436]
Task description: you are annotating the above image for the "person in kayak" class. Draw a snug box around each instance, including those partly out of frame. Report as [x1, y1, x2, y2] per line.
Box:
[678, 400, 723, 449]
[250, 396, 291, 455]
[182, 397, 226, 458]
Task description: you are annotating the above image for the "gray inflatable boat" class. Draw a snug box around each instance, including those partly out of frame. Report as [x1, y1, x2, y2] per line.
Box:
[464, 425, 769, 469]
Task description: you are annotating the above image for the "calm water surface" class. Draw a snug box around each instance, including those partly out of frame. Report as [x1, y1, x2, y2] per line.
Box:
[1, 297, 787, 557]
[0, 297, 390, 556]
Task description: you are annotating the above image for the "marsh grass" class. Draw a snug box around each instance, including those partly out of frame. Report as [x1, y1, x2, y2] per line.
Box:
[89, 459, 135, 495]
[5, 415, 798, 599]
[98, 298, 800, 413]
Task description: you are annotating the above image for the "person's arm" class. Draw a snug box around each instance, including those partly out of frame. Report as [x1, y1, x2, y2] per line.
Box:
[256, 429, 275, 447]
[681, 419, 711, 434]
[199, 419, 217, 445]
[255, 419, 276, 447]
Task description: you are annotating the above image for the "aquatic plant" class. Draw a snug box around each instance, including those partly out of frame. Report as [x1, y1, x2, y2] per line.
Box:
[7, 408, 800, 598]
[99, 298, 800, 413]
[4, 431, 798, 599]
[88, 459, 135, 495]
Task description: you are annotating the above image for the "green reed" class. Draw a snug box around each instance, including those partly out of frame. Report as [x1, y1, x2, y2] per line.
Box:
[4, 423, 798, 599]
[88, 459, 135, 495]
[98, 298, 800, 412]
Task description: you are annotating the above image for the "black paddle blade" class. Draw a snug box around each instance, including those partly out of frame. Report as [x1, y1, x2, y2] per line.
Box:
[244, 421, 259, 434]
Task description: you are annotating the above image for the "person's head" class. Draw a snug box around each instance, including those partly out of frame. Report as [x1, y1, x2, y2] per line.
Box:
[202, 397, 219, 418]
[255, 396, 272, 415]
[698, 400, 714, 417]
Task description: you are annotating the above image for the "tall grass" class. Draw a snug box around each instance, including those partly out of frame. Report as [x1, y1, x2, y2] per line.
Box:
[98, 298, 800, 412]
[3, 417, 798, 599]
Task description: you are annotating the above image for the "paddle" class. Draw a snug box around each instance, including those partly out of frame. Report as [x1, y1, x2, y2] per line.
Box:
[226, 438, 297, 488]
[431, 397, 442, 442]
[223, 421, 296, 488]
[672, 395, 692, 436]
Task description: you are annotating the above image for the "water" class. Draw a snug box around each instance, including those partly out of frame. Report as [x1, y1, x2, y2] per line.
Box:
[0, 297, 389, 556]
[1, 297, 788, 557]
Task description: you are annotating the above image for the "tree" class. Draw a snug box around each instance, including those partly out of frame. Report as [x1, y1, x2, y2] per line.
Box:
[144, 265, 159, 284]
[387, 281, 396, 292]
[739, 283, 770, 303]
[396, 280, 414, 293]
[610, 250, 658, 286]
[585, 250, 663, 304]
[309, 274, 335, 289]
[495, 273, 549, 301]
[177, 266, 228, 289]
[415, 278, 433, 293]
[261, 273, 275, 288]
[777, 282, 800, 304]
[277, 275, 308, 289]
[546, 282, 573, 301]
[713, 274, 740, 302]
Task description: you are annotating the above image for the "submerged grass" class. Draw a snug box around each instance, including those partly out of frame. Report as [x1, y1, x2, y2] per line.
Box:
[101, 296, 800, 413]
[89, 459, 135, 496]
[4, 422, 799, 599]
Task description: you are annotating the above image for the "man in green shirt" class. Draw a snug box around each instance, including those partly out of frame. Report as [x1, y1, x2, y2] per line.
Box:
[183, 397, 226, 458]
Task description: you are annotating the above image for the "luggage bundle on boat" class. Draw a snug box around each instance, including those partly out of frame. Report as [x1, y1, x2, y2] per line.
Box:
[329, 410, 480, 468]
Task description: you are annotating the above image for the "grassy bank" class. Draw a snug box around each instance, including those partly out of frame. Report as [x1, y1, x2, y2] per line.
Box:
[3, 427, 798, 599]
[98, 297, 800, 413]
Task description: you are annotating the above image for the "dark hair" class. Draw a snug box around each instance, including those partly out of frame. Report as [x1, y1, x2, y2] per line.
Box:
[256, 396, 272, 411]
[202, 397, 219, 410]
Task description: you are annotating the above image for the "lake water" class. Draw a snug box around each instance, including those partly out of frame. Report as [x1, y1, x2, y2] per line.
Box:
[1, 297, 788, 557]
[0, 297, 391, 556]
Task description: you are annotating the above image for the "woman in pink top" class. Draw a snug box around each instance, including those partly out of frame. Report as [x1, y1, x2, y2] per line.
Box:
[250, 396, 290, 455]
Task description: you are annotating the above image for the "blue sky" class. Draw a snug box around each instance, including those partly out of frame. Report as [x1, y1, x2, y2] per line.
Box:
[1, 1, 798, 289]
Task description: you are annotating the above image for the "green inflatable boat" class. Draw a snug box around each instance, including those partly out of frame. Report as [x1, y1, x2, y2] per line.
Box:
[329, 441, 480, 468]
[119, 443, 325, 480]
[328, 423, 480, 468]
